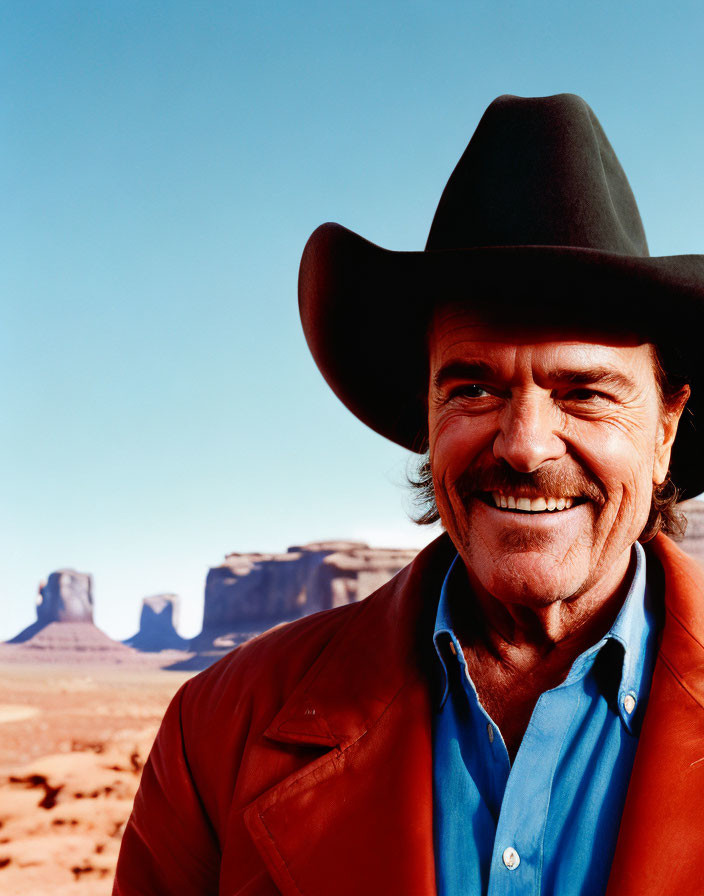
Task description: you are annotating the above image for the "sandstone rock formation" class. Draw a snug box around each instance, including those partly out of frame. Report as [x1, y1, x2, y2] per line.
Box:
[10, 570, 94, 644]
[192, 541, 418, 652]
[123, 594, 189, 652]
[2, 622, 143, 664]
[307, 546, 420, 609]
[38, 570, 94, 624]
[5, 570, 191, 667]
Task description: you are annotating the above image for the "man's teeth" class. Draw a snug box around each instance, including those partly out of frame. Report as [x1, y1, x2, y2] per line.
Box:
[491, 493, 574, 512]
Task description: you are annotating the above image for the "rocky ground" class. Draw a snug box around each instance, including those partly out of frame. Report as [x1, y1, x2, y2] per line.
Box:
[0, 662, 194, 895]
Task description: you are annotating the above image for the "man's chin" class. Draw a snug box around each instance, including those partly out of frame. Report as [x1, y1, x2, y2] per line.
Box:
[472, 550, 589, 607]
[453, 497, 598, 604]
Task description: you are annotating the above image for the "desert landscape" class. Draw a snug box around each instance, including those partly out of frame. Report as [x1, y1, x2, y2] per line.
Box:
[0, 662, 193, 895]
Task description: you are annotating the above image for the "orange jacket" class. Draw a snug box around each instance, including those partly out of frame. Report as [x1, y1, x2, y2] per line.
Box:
[114, 532, 704, 895]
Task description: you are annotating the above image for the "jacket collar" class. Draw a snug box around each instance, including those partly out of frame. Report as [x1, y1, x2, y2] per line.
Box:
[261, 531, 704, 750]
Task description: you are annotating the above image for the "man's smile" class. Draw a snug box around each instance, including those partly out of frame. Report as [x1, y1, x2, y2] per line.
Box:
[470, 493, 593, 534]
[481, 492, 589, 513]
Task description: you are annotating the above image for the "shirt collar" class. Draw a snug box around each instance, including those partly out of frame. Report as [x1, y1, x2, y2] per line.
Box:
[432, 542, 656, 734]
[432, 552, 470, 709]
[603, 540, 655, 732]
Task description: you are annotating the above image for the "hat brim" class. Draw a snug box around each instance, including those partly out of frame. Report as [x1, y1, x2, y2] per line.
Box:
[299, 222, 704, 499]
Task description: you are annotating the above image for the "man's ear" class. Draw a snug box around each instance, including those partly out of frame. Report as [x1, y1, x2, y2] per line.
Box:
[654, 385, 691, 485]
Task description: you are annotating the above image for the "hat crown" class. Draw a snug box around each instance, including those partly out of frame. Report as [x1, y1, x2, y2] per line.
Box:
[426, 93, 649, 257]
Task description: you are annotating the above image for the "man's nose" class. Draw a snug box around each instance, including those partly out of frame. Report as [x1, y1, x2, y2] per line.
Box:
[492, 395, 566, 472]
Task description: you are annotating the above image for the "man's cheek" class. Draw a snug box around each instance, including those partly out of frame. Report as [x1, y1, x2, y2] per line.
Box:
[432, 410, 492, 453]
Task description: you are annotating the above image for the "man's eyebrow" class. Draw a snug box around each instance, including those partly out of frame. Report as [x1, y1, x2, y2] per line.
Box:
[432, 361, 497, 390]
[547, 367, 637, 392]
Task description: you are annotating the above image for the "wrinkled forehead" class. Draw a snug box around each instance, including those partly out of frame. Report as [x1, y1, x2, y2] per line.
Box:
[428, 302, 650, 356]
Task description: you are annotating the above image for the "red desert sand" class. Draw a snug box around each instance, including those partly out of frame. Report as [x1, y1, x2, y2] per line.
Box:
[0, 661, 194, 895]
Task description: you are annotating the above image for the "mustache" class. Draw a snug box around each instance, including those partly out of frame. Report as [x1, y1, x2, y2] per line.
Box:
[454, 461, 606, 505]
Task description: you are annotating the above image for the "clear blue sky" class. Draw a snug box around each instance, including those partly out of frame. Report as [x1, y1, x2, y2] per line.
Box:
[3, 1, 704, 641]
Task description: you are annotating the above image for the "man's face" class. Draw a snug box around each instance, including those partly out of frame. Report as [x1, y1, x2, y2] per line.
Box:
[427, 305, 685, 609]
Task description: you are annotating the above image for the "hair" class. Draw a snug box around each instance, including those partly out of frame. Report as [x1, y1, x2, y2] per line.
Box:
[408, 342, 691, 542]
[645, 342, 691, 540]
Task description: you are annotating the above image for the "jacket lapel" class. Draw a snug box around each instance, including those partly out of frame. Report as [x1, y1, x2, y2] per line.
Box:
[243, 534, 456, 896]
[244, 676, 435, 896]
[607, 534, 704, 895]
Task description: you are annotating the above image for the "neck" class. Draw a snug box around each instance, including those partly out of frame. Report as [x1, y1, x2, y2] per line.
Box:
[449, 548, 637, 761]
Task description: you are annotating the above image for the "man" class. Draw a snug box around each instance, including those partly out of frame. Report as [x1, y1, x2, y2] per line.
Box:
[114, 94, 704, 895]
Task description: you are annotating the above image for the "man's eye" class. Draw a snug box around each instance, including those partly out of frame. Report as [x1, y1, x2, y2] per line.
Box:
[562, 389, 605, 402]
[450, 384, 491, 399]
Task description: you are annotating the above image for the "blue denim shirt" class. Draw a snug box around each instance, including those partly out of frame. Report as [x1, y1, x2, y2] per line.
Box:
[432, 542, 657, 896]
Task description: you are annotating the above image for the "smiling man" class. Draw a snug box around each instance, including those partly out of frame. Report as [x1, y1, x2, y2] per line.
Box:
[115, 95, 704, 896]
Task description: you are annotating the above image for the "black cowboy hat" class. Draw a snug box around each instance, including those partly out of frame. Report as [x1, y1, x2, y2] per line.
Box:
[299, 93, 704, 499]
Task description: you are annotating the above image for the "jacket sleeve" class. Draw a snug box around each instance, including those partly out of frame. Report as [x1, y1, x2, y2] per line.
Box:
[112, 681, 221, 895]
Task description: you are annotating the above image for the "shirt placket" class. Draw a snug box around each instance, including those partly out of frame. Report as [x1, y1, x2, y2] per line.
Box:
[487, 683, 583, 896]
[457, 656, 511, 822]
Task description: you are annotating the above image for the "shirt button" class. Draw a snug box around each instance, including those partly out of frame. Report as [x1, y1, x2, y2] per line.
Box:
[487, 723, 494, 743]
[623, 694, 636, 714]
[502, 846, 520, 870]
